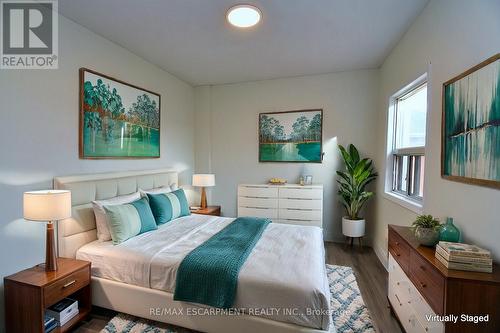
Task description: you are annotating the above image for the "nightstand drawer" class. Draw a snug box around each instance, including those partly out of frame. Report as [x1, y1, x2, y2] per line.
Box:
[44, 266, 89, 307]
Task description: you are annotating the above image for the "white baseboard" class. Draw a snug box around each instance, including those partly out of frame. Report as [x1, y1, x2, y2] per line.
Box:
[373, 242, 388, 271]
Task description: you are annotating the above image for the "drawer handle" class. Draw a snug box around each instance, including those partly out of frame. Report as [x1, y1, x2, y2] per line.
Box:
[395, 253, 401, 257]
[419, 282, 427, 288]
[63, 280, 76, 288]
[420, 265, 426, 271]
[395, 242, 400, 245]
[394, 294, 402, 306]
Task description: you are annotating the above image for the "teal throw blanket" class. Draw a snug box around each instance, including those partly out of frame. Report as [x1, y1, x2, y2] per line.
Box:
[173, 217, 270, 308]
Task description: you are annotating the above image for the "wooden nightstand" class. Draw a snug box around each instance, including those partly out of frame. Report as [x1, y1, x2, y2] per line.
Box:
[190, 205, 221, 216]
[4, 258, 91, 333]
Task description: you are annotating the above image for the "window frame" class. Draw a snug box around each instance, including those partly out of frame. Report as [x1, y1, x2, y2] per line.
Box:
[384, 74, 428, 213]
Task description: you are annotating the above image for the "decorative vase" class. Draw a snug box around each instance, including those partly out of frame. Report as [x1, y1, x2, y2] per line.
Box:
[342, 217, 365, 237]
[414, 227, 440, 247]
[440, 217, 460, 242]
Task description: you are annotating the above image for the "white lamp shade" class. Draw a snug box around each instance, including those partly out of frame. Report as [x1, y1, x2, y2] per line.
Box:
[192, 174, 215, 187]
[23, 190, 72, 221]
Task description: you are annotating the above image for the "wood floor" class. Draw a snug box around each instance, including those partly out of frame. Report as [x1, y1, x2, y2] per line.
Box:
[73, 242, 402, 333]
[324, 242, 402, 333]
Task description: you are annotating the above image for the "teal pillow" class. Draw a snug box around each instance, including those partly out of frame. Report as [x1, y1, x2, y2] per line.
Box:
[104, 197, 157, 244]
[147, 189, 191, 225]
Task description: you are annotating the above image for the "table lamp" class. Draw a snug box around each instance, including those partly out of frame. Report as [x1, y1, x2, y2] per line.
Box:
[192, 174, 215, 209]
[23, 190, 72, 271]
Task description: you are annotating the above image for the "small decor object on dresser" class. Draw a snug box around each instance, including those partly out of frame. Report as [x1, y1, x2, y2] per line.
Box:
[269, 177, 287, 185]
[337, 144, 377, 241]
[439, 217, 461, 242]
[259, 109, 323, 162]
[80, 68, 161, 159]
[411, 214, 441, 246]
[442, 54, 500, 188]
[435, 241, 492, 273]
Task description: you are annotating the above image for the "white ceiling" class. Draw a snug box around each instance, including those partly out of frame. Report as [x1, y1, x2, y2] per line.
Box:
[58, 0, 428, 86]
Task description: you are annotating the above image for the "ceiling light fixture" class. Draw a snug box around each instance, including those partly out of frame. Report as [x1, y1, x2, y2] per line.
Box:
[226, 4, 262, 28]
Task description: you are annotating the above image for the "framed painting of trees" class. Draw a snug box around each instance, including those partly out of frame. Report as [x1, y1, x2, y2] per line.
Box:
[442, 54, 499, 188]
[79, 68, 161, 159]
[259, 109, 323, 163]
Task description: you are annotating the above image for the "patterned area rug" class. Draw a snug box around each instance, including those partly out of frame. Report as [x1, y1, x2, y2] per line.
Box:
[101, 264, 375, 333]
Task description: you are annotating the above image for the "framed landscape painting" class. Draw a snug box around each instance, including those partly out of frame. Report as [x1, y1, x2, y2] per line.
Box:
[259, 109, 323, 163]
[79, 68, 161, 159]
[442, 54, 499, 188]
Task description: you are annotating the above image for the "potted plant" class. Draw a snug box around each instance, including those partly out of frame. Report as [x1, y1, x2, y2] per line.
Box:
[412, 215, 441, 246]
[337, 144, 377, 238]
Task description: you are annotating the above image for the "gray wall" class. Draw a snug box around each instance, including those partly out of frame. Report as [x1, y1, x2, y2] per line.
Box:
[194, 70, 380, 242]
[372, 0, 500, 265]
[0, 15, 194, 331]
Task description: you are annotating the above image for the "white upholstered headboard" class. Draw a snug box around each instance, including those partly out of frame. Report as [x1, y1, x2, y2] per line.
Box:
[54, 169, 178, 258]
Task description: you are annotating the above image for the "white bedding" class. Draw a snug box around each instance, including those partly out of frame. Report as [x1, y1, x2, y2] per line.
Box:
[76, 214, 331, 330]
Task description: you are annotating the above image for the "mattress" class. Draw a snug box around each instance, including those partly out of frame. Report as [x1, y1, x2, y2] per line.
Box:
[76, 214, 331, 330]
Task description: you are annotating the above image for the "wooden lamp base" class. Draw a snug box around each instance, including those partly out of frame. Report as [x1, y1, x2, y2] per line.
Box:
[45, 222, 57, 271]
[200, 187, 207, 209]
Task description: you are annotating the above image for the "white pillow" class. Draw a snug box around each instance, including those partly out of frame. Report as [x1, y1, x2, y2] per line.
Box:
[92, 192, 141, 242]
[139, 186, 172, 197]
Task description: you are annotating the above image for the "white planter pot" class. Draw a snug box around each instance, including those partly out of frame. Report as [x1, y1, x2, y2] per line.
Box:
[342, 217, 365, 237]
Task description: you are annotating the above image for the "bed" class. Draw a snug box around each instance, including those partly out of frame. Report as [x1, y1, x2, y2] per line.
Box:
[54, 169, 332, 333]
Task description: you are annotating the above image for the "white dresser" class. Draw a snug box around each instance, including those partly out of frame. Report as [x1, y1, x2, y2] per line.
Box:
[237, 184, 323, 227]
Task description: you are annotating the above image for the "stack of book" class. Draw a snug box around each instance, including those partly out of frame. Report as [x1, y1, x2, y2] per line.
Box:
[44, 314, 57, 333]
[435, 241, 492, 273]
[46, 298, 79, 328]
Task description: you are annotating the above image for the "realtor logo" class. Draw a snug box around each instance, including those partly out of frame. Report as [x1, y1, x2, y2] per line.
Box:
[1, 0, 58, 69]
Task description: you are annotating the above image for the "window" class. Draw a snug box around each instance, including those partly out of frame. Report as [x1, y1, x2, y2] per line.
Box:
[386, 76, 427, 209]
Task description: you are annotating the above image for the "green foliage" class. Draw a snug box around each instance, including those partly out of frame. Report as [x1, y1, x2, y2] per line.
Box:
[129, 94, 160, 129]
[411, 215, 441, 231]
[337, 144, 377, 220]
[259, 112, 322, 144]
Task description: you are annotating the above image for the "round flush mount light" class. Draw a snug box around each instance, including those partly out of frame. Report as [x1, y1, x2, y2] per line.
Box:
[226, 4, 262, 28]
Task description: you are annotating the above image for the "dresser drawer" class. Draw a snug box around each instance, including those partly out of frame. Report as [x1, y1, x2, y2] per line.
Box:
[278, 188, 322, 199]
[274, 219, 322, 227]
[389, 254, 410, 288]
[238, 186, 278, 198]
[238, 207, 278, 219]
[388, 228, 411, 272]
[409, 251, 445, 315]
[409, 281, 445, 333]
[239, 197, 278, 209]
[44, 266, 90, 307]
[388, 279, 412, 327]
[278, 198, 322, 210]
[278, 208, 322, 221]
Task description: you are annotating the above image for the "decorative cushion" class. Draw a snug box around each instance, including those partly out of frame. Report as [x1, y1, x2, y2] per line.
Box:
[147, 189, 190, 225]
[92, 192, 141, 241]
[104, 197, 157, 245]
[139, 186, 172, 197]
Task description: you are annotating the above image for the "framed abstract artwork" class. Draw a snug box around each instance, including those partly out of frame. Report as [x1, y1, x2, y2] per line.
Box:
[79, 68, 161, 159]
[259, 109, 323, 163]
[442, 54, 499, 188]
